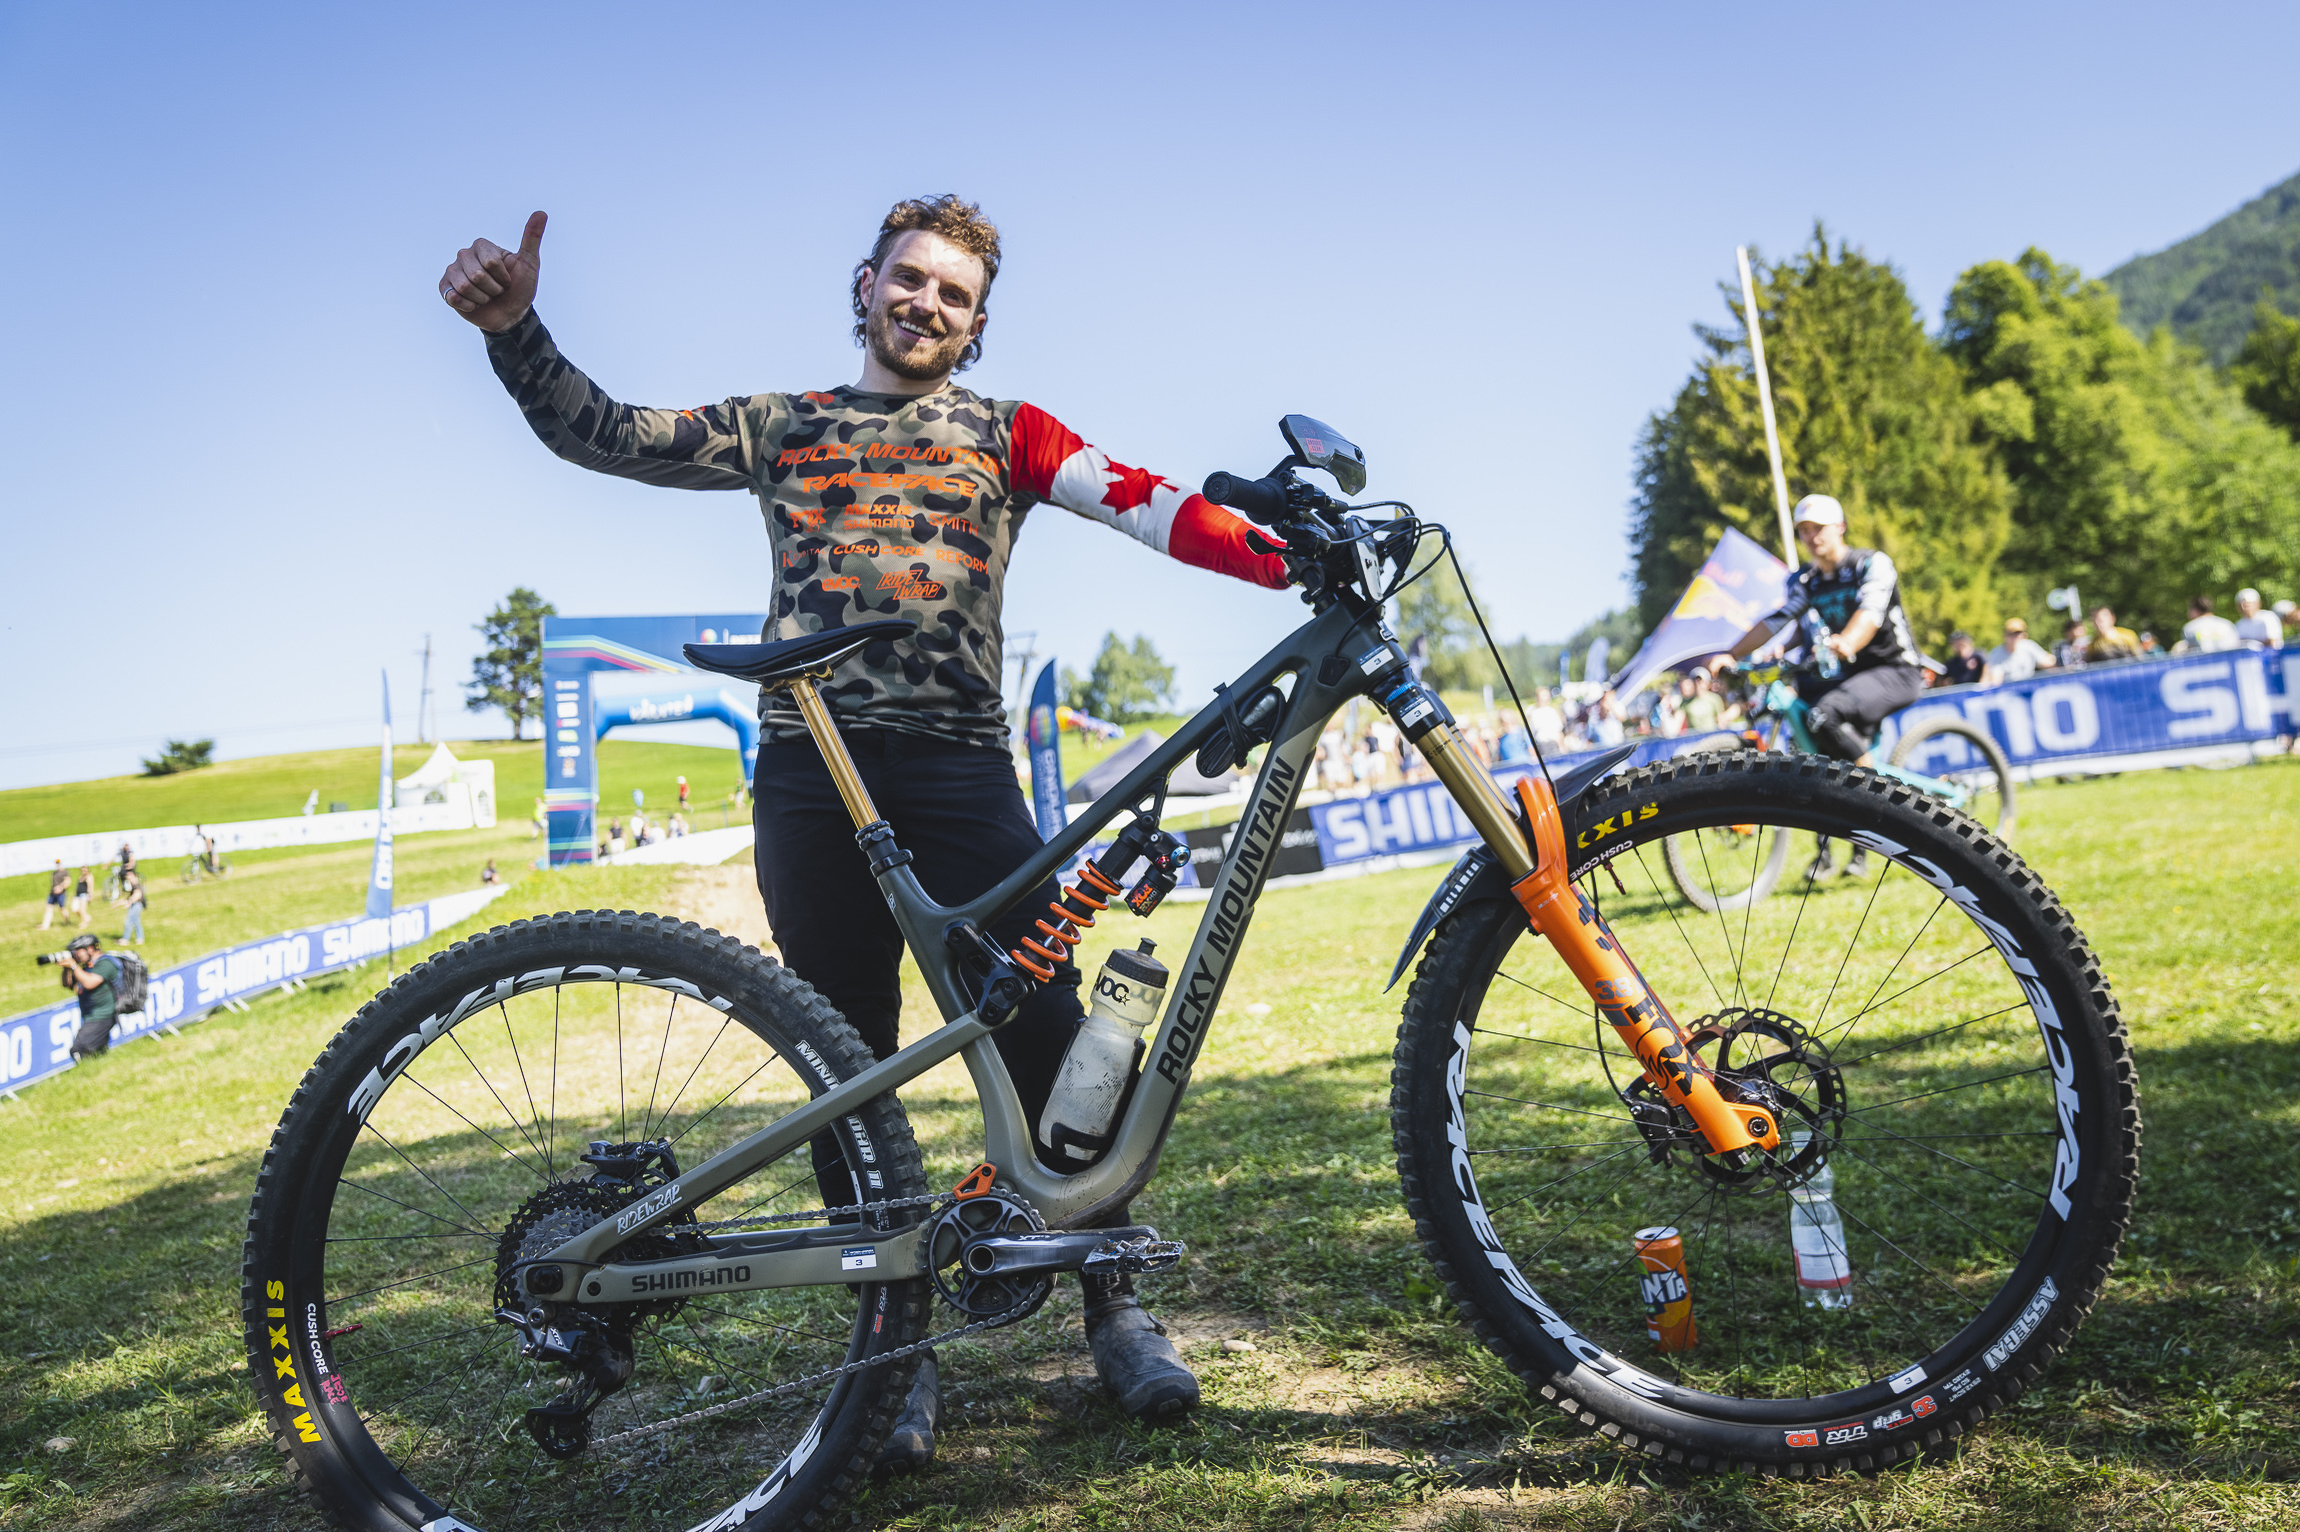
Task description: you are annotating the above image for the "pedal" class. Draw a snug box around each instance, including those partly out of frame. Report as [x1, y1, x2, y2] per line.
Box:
[1082, 1233, 1187, 1278]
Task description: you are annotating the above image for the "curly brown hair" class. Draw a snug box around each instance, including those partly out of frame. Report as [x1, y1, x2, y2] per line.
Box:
[849, 194, 1003, 373]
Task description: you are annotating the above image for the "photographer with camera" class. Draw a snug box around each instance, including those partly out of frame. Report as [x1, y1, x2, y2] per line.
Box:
[52, 934, 128, 1059]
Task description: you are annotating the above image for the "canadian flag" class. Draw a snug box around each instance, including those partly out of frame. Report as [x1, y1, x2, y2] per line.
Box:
[1011, 404, 1287, 589]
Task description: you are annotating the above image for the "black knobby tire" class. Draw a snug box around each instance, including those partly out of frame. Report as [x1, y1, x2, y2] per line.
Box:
[241, 910, 932, 1532]
[1890, 716, 2018, 842]
[1662, 736, 1793, 912]
[1391, 753, 2137, 1474]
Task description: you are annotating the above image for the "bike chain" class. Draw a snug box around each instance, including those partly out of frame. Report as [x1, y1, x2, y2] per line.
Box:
[583, 1190, 1026, 1453]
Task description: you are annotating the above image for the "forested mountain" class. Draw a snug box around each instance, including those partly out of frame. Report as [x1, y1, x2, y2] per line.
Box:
[2102, 169, 2300, 362]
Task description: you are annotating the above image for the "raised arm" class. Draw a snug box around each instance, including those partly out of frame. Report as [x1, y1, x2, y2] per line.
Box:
[1010, 405, 1287, 589]
[441, 212, 754, 490]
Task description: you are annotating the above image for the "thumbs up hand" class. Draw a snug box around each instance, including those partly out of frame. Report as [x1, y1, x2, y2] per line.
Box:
[440, 210, 546, 332]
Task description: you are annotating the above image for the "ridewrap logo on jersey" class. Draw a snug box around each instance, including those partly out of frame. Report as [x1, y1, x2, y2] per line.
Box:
[345, 965, 735, 1123]
[1154, 754, 1299, 1086]
[1849, 831, 2081, 1218]
[1443, 1018, 1666, 1400]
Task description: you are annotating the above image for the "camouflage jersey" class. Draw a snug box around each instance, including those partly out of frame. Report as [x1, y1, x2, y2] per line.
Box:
[486, 309, 1287, 746]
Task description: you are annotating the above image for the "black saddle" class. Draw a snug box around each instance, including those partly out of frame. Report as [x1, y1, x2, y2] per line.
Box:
[683, 619, 917, 685]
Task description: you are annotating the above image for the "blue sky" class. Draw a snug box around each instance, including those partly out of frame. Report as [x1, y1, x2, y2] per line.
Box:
[4, 1, 2296, 790]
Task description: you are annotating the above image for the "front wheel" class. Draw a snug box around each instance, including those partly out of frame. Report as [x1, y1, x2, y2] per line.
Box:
[241, 910, 932, 1532]
[1391, 753, 2136, 1474]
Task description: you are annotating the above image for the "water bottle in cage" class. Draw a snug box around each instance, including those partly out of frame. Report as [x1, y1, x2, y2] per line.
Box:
[1788, 1129, 1853, 1308]
[1037, 940, 1169, 1166]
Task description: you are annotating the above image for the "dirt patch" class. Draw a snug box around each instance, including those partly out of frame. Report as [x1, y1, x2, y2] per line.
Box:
[666, 865, 777, 953]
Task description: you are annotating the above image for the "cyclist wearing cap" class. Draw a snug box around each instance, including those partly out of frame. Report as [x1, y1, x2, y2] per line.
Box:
[56, 935, 123, 1060]
[1709, 494, 1924, 768]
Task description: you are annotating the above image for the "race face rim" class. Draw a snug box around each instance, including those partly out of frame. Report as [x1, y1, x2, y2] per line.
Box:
[1443, 794, 2087, 1422]
[277, 959, 903, 1531]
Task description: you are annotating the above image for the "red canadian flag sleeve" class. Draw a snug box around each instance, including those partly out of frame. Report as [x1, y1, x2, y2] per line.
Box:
[1010, 404, 1288, 589]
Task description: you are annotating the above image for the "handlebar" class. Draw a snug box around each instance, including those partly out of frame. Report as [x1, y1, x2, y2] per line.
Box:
[1200, 471, 1288, 524]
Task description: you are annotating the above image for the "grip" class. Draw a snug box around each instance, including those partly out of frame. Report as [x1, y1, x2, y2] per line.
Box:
[1200, 471, 1286, 523]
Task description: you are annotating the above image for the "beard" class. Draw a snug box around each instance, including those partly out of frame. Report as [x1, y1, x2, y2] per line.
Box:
[865, 301, 972, 381]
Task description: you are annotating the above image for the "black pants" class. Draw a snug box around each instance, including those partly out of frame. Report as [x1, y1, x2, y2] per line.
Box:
[1797, 665, 1924, 762]
[70, 1007, 113, 1058]
[752, 730, 1114, 1203]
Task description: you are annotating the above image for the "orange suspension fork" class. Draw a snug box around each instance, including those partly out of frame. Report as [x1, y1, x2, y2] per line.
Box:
[1509, 775, 1779, 1159]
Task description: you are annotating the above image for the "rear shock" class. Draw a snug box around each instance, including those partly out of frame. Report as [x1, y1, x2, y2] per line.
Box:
[1006, 820, 1188, 981]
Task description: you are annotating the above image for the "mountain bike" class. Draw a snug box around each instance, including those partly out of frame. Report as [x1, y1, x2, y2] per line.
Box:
[1664, 658, 2017, 913]
[181, 849, 230, 884]
[242, 416, 2137, 1531]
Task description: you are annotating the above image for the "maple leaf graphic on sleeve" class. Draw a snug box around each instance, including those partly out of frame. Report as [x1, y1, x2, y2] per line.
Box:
[1097, 457, 1171, 513]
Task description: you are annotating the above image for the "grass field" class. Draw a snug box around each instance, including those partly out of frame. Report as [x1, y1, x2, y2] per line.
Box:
[0, 760, 2294, 1529]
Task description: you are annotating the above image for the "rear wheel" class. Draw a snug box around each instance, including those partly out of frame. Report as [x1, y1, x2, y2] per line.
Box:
[1889, 717, 2017, 842]
[1392, 753, 2136, 1473]
[242, 910, 931, 1532]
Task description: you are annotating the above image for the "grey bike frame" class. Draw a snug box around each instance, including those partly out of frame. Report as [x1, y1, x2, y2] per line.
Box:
[539, 597, 1425, 1296]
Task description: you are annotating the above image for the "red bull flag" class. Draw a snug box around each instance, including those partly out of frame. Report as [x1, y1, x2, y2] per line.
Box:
[1610, 528, 1792, 701]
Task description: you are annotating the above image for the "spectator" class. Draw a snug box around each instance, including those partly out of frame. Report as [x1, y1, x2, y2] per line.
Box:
[481, 859, 499, 885]
[57, 934, 124, 1059]
[2275, 599, 2297, 640]
[2087, 607, 2142, 662]
[1590, 690, 1626, 747]
[122, 872, 146, 945]
[1527, 686, 1565, 751]
[607, 819, 626, 856]
[1656, 679, 1687, 737]
[1682, 668, 1725, 735]
[2178, 596, 2240, 654]
[2138, 631, 2159, 656]
[70, 866, 93, 930]
[531, 795, 547, 839]
[677, 775, 691, 811]
[1941, 632, 1985, 686]
[2055, 620, 2089, 669]
[40, 859, 67, 930]
[1983, 619, 2057, 685]
[2234, 588, 2285, 649]
[112, 841, 136, 904]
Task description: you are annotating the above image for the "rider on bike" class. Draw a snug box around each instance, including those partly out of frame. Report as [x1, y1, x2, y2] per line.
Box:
[1710, 494, 1925, 875]
[443, 194, 1289, 1467]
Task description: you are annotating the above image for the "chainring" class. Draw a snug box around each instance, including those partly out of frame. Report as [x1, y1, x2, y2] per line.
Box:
[926, 1191, 1055, 1325]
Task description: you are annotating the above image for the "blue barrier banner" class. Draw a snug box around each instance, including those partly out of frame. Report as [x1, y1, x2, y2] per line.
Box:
[1308, 736, 1716, 868]
[0, 887, 508, 1100]
[1878, 645, 2299, 773]
[1026, 662, 1065, 842]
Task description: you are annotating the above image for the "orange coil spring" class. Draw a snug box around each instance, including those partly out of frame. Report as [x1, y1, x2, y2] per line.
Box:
[1010, 864, 1121, 981]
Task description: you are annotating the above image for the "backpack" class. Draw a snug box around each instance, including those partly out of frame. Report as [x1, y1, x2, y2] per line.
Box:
[109, 951, 150, 1014]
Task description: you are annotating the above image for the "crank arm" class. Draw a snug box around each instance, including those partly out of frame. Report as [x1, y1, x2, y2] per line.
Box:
[1508, 775, 1779, 1159]
[956, 1226, 1186, 1281]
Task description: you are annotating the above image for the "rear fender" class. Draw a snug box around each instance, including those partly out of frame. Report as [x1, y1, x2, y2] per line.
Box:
[1384, 743, 1637, 990]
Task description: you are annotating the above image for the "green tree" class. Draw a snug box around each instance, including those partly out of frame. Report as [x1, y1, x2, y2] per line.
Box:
[464, 588, 557, 740]
[2229, 298, 2300, 440]
[1943, 251, 2300, 631]
[1064, 632, 1175, 724]
[1393, 561, 1497, 691]
[1631, 228, 2015, 649]
[140, 738, 215, 777]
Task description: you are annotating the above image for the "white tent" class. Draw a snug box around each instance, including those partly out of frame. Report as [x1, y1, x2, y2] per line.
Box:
[395, 743, 462, 804]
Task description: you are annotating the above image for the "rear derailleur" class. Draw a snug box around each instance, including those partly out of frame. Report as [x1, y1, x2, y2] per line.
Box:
[492, 1307, 635, 1459]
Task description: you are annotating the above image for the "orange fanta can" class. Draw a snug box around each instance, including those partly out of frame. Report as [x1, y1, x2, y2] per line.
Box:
[1633, 1225, 1698, 1352]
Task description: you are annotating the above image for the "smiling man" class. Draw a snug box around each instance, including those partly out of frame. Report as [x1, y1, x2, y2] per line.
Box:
[442, 195, 1283, 1469]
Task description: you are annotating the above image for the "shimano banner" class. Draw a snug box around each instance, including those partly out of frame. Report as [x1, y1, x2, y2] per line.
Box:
[0, 887, 509, 1100]
[1878, 645, 2299, 774]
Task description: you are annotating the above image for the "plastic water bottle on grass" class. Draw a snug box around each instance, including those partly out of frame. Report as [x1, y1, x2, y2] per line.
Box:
[1788, 1130, 1853, 1309]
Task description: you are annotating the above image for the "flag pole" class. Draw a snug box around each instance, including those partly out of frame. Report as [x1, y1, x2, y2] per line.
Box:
[1737, 246, 1796, 564]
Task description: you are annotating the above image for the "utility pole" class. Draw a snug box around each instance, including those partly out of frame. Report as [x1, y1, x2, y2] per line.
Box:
[417, 635, 434, 745]
[1737, 246, 1797, 565]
